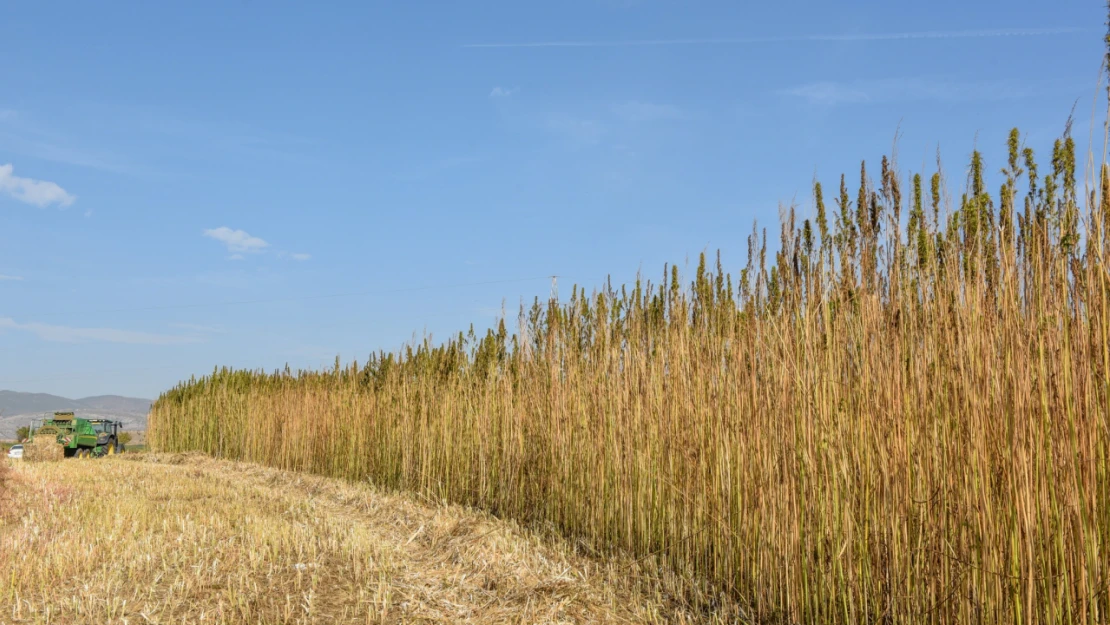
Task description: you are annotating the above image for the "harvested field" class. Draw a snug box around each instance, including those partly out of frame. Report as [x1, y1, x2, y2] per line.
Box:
[0, 454, 741, 624]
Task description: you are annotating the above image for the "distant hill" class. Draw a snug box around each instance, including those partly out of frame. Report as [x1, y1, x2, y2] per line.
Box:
[0, 390, 82, 415]
[73, 395, 153, 415]
[0, 391, 152, 439]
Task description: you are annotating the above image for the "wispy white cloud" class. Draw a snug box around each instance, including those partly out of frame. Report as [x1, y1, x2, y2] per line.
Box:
[0, 110, 136, 174]
[0, 317, 201, 345]
[781, 82, 871, 106]
[475, 306, 506, 318]
[275, 250, 313, 261]
[464, 27, 1083, 49]
[390, 154, 484, 182]
[780, 77, 1032, 106]
[489, 86, 519, 98]
[203, 227, 269, 255]
[545, 114, 606, 146]
[168, 323, 224, 334]
[0, 164, 76, 208]
[9, 140, 134, 174]
[129, 107, 315, 165]
[536, 102, 681, 151]
[611, 101, 683, 122]
[0, 274, 24, 281]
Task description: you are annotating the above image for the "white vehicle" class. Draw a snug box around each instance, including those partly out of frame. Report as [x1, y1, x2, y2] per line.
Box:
[7, 444, 23, 459]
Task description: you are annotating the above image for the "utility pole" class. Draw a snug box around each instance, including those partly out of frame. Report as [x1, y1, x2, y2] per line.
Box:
[550, 275, 559, 303]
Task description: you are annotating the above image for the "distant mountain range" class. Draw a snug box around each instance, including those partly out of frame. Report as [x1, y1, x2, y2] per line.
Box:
[0, 391, 152, 439]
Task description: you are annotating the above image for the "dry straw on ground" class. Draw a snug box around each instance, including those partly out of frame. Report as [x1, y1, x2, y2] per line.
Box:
[0, 454, 741, 624]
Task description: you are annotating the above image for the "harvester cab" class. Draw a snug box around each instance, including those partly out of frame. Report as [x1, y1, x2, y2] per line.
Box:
[88, 419, 125, 452]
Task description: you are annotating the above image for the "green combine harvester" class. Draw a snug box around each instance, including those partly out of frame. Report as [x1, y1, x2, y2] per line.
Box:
[28, 411, 126, 460]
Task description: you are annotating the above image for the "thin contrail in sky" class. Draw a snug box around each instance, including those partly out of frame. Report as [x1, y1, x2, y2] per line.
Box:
[464, 27, 1085, 49]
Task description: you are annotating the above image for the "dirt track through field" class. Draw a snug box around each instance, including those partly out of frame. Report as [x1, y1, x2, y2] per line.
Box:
[0, 454, 739, 624]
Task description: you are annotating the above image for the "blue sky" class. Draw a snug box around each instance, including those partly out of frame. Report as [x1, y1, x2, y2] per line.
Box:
[0, 1, 1104, 399]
